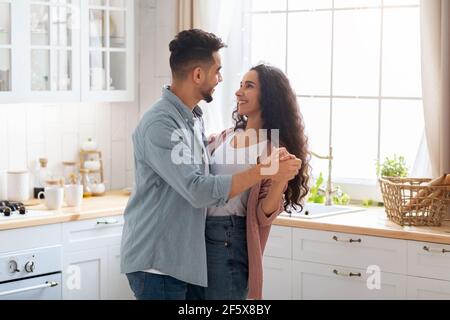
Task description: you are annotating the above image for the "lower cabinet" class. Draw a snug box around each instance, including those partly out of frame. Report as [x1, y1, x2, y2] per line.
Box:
[108, 244, 135, 300]
[407, 276, 450, 299]
[263, 225, 450, 300]
[63, 247, 108, 299]
[62, 215, 134, 300]
[262, 256, 292, 300]
[292, 261, 407, 299]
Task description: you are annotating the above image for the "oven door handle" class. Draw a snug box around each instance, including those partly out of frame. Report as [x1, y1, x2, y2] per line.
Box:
[0, 281, 58, 297]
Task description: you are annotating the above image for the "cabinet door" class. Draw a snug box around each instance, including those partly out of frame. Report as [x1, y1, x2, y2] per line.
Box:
[81, 0, 134, 102]
[407, 276, 450, 300]
[292, 228, 407, 274]
[408, 240, 450, 281]
[62, 215, 124, 252]
[63, 247, 108, 300]
[26, 0, 81, 102]
[262, 256, 292, 300]
[264, 226, 292, 259]
[292, 261, 407, 300]
[0, 0, 17, 102]
[107, 244, 134, 300]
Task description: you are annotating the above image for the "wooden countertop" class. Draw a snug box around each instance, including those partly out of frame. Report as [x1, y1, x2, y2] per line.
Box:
[0, 191, 129, 231]
[274, 206, 450, 245]
[2, 192, 450, 245]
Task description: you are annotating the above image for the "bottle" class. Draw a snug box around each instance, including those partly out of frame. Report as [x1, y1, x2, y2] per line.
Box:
[80, 169, 92, 198]
[34, 158, 49, 199]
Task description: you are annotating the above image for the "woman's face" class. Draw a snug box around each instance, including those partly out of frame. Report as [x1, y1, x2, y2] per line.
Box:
[235, 70, 260, 117]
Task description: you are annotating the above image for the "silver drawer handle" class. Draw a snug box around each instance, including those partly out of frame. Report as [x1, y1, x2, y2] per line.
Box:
[333, 269, 361, 277]
[96, 219, 119, 225]
[0, 281, 58, 297]
[332, 235, 361, 243]
[422, 246, 450, 254]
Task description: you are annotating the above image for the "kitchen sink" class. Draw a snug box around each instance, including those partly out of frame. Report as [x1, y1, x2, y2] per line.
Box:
[281, 202, 364, 219]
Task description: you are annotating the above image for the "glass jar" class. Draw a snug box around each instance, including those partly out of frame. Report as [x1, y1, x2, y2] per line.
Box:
[80, 169, 92, 198]
[62, 161, 78, 185]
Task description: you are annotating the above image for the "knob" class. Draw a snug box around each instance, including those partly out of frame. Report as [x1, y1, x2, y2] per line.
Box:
[19, 206, 26, 215]
[1, 207, 11, 217]
[24, 261, 35, 273]
[8, 260, 20, 273]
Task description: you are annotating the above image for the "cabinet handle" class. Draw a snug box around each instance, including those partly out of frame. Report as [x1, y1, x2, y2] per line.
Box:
[332, 235, 361, 243]
[422, 246, 450, 254]
[333, 269, 361, 277]
[96, 219, 119, 225]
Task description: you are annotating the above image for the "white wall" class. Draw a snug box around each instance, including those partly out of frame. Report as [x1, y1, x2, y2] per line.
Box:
[138, 0, 177, 117]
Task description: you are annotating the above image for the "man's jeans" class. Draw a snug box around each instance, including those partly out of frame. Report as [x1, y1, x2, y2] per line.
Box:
[126, 272, 204, 300]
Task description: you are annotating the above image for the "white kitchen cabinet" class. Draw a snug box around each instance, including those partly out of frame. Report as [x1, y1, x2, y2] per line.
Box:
[292, 261, 407, 300]
[292, 228, 407, 274]
[63, 247, 108, 299]
[262, 256, 292, 300]
[62, 215, 133, 300]
[263, 225, 450, 300]
[107, 244, 133, 300]
[0, 0, 134, 103]
[80, 0, 135, 102]
[264, 225, 292, 259]
[407, 276, 450, 300]
[407, 240, 450, 282]
[0, 0, 18, 103]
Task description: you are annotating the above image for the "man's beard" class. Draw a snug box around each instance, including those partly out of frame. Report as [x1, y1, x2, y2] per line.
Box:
[201, 88, 214, 103]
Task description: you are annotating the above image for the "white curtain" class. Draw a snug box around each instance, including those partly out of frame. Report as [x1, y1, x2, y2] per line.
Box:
[178, 0, 247, 135]
[420, 0, 450, 178]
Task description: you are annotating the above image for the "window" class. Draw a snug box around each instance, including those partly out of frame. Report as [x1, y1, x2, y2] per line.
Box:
[243, 0, 424, 198]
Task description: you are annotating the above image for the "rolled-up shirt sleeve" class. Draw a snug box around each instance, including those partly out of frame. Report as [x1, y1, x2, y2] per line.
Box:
[143, 118, 231, 209]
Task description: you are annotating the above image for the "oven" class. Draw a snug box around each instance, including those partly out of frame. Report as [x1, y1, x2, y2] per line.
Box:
[0, 245, 62, 300]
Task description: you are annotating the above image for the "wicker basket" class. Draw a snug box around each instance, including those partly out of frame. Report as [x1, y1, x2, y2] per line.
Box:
[379, 176, 450, 226]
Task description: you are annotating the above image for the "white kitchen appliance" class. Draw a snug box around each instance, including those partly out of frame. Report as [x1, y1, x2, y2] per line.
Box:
[0, 245, 62, 299]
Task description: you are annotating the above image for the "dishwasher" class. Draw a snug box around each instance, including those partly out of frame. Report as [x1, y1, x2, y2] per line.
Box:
[0, 245, 62, 300]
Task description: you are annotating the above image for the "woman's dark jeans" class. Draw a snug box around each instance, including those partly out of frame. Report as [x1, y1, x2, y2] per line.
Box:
[204, 215, 248, 300]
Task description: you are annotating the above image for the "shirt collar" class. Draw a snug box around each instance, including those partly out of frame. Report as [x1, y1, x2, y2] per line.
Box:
[162, 86, 203, 125]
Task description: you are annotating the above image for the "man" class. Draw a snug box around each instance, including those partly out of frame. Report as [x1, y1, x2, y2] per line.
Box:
[120, 29, 301, 300]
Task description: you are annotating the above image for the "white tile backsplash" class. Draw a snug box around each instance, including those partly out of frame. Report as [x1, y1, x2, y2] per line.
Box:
[0, 101, 138, 194]
[111, 140, 127, 189]
[111, 104, 127, 141]
[26, 105, 45, 144]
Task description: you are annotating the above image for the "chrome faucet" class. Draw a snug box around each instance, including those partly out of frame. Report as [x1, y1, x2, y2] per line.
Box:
[311, 146, 338, 206]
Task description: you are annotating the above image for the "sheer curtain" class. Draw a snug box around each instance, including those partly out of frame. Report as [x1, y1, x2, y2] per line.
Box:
[177, 0, 247, 135]
[420, 0, 450, 178]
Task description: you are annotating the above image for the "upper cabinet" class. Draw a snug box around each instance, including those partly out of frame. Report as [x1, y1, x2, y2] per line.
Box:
[0, 0, 13, 100]
[81, 0, 134, 102]
[28, 0, 81, 102]
[0, 0, 134, 104]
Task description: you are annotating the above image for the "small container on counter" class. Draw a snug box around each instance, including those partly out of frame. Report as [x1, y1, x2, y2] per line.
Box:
[7, 171, 30, 202]
[80, 169, 92, 198]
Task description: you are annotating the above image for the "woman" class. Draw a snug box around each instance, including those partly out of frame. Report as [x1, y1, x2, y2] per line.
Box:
[205, 64, 310, 300]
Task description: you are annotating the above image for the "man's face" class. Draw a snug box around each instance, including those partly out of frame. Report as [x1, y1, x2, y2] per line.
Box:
[199, 51, 223, 103]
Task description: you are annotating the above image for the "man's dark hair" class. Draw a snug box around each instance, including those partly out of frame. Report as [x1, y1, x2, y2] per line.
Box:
[169, 29, 226, 80]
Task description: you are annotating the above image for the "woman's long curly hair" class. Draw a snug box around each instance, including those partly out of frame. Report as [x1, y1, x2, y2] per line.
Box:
[232, 64, 311, 212]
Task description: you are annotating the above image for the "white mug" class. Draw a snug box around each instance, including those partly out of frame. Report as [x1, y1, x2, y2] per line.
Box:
[38, 187, 64, 210]
[65, 184, 83, 207]
[7, 171, 29, 202]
